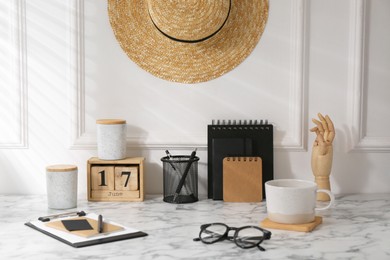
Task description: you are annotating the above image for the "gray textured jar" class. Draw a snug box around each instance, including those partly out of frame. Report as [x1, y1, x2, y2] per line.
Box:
[96, 119, 127, 160]
[46, 164, 78, 209]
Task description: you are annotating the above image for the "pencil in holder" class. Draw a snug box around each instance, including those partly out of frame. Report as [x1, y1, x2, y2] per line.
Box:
[161, 155, 199, 204]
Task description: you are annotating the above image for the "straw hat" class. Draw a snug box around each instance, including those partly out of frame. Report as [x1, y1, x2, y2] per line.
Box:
[108, 0, 269, 83]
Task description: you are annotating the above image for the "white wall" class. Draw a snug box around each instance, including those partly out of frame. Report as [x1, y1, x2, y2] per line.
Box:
[1, 0, 389, 196]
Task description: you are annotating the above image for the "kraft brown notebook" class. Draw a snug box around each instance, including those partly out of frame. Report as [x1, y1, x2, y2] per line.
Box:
[223, 157, 262, 202]
[46, 216, 124, 238]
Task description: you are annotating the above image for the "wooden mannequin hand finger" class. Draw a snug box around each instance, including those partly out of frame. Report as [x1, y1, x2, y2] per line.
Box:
[312, 118, 324, 134]
[318, 113, 330, 133]
[316, 130, 325, 143]
[325, 115, 335, 142]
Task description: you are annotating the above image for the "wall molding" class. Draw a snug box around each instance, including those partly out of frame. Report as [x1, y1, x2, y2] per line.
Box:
[348, 0, 390, 152]
[0, 0, 28, 149]
[69, 0, 92, 149]
[276, 0, 307, 151]
[69, 0, 308, 151]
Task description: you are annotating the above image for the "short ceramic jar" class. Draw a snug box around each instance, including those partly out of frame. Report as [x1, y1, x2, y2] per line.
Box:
[46, 164, 78, 209]
[96, 119, 127, 160]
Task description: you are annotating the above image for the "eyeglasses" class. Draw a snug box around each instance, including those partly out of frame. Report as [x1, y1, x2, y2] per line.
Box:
[193, 223, 271, 251]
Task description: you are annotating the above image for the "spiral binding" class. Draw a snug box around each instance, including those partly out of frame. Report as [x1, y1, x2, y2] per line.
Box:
[225, 157, 260, 162]
[211, 119, 268, 125]
[210, 119, 271, 131]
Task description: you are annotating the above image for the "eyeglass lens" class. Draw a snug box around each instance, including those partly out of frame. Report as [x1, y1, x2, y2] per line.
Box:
[200, 224, 227, 243]
[234, 226, 264, 248]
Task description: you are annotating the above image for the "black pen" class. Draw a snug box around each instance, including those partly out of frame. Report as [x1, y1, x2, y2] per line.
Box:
[38, 211, 86, 222]
[98, 215, 103, 233]
[173, 148, 197, 202]
[165, 150, 177, 170]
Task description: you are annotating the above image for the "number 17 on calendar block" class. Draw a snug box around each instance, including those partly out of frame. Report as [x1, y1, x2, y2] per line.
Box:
[87, 157, 144, 202]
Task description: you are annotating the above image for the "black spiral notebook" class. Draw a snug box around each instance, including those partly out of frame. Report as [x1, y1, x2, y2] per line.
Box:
[207, 120, 273, 200]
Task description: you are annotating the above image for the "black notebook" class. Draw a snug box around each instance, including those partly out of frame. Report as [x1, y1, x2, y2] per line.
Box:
[212, 138, 252, 200]
[207, 120, 273, 200]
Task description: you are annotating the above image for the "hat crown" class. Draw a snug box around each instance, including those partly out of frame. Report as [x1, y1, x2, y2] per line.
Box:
[147, 0, 231, 42]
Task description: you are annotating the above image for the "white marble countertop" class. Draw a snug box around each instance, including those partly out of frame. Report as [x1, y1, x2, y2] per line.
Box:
[1, 194, 389, 259]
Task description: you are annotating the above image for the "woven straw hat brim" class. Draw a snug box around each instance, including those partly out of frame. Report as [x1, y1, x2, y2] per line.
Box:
[108, 0, 269, 84]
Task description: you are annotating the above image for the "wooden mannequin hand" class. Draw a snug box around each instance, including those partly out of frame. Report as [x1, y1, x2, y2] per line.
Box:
[310, 113, 335, 200]
[311, 141, 333, 178]
[310, 113, 335, 177]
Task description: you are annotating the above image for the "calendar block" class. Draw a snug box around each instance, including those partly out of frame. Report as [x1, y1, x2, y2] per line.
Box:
[87, 157, 144, 202]
[114, 166, 138, 191]
[91, 166, 115, 191]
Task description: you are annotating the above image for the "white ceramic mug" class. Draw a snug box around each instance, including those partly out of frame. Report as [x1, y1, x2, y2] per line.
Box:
[265, 179, 334, 224]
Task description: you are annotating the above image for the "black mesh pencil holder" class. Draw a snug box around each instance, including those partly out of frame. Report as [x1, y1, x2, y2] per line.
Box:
[161, 155, 199, 204]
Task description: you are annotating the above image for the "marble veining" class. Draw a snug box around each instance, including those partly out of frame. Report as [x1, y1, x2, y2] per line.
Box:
[0, 194, 389, 259]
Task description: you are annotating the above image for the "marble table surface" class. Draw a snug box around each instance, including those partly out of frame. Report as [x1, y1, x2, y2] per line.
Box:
[1, 194, 389, 260]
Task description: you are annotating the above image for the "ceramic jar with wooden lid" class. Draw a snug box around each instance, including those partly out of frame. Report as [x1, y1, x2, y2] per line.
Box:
[46, 164, 78, 209]
[96, 119, 127, 160]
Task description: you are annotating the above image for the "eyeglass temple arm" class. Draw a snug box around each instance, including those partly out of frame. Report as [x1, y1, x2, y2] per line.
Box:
[263, 230, 272, 240]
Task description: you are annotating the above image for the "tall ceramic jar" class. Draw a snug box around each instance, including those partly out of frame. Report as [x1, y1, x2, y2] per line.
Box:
[96, 119, 127, 160]
[46, 164, 78, 209]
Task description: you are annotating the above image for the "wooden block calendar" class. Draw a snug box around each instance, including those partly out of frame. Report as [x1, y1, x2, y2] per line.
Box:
[87, 157, 144, 202]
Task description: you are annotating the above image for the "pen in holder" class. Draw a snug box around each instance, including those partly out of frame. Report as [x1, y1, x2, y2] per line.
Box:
[161, 150, 199, 204]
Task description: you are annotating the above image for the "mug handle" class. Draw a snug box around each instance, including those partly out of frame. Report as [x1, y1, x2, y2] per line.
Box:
[315, 189, 335, 211]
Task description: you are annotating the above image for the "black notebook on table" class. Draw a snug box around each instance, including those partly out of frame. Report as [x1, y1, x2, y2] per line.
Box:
[207, 120, 273, 200]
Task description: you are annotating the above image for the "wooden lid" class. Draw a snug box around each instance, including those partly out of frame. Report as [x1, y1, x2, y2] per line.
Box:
[46, 164, 78, 172]
[96, 119, 126, 125]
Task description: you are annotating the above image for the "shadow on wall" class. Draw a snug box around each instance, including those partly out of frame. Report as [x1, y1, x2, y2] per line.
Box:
[331, 124, 370, 194]
[144, 161, 164, 195]
[125, 124, 148, 144]
[272, 128, 295, 180]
